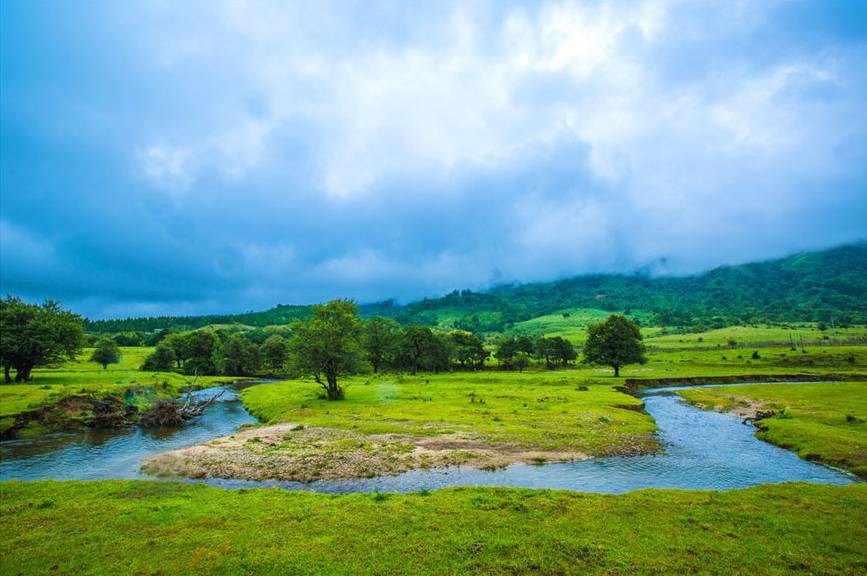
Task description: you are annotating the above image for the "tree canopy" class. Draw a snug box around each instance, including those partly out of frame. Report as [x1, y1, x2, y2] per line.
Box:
[90, 337, 121, 369]
[362, 316, 401, 373]
[288, 300, 363, 400]
[583, 314, 646, 377]
[0, 296, 84, 382]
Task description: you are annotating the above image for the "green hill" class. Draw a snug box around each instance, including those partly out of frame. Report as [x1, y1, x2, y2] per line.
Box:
[86, 243, 867, 334]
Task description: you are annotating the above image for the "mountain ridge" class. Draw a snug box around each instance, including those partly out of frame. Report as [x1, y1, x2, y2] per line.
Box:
[85, 242, 867, 333]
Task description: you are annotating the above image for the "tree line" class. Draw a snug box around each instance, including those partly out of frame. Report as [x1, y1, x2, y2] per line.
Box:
[2, 295, 646, 393]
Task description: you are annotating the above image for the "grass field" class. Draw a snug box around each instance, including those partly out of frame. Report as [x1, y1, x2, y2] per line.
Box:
[506, 308, 659, 343]
[2, 341, 865, 440]
[645, 324, 867, 349]
[623, 345, 867, 380]
[198, 345, 867, 481]
[1, 481, 865, 575]
[242, 372, 656, 456]
[680, 381, 867, 478]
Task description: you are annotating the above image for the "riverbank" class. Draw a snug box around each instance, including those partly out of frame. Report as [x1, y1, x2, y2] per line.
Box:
[679, 381, 867, 478]
[142, 422, 587, 481]
[141, 372, 648, 482]
[0, 347, 239, 439]
[2, 480, 865, 575]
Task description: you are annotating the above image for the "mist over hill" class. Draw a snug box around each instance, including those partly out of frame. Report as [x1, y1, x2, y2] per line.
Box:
[85, 243, 867, 334]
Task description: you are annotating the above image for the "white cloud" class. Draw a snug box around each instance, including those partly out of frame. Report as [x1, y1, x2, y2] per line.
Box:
[4, 0, 864, 315]
[139, 144, 193, 192]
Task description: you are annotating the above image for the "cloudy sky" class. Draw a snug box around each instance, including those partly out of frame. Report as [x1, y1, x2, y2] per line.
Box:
[2, 0, 866, 318]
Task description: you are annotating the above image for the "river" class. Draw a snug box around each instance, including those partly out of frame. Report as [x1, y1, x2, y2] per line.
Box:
[0, 382, 856, 493]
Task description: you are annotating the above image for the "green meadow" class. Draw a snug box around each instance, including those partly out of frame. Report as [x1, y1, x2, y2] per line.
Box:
[645, 324, 867, 349]
[3, 326, 867, 574]
[506, 308, 659, 343]
[680, 381, 867, 478]
[242, 372, 657, 456]
[1, 481, 865, 576]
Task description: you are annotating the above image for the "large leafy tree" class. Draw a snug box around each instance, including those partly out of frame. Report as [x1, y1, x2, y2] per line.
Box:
[141, 343, 176, 372]
[259, 335, 289, 372]
[90, 337, 121, 369]
[495, 336, 534, 370]
[179, 330, 220, 375]
[217, 333, 260, 376]
[362, 316, 401, 373]
[0, 296, 84, 382]
[396, 325, 439, 375]
[583, 314, 646, 377]
[162, 333, 190, 369]
[448, 330, 487, 370]
[288, 300, 363, 400]
[534, 336, 576, 369]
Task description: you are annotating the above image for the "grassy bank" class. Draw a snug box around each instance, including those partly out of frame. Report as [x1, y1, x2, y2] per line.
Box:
[158, 372, 656, 481]
[0, 347, 231, 437]
[1, 481, 865, 575]
[679, 381, 867, 478]
[242, 372, 656, 456]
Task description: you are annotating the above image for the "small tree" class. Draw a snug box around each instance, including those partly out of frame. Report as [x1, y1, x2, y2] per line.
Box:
[218, 333, 260, 376]
[512, 351, 531, 372]
[448, 330, 487, 370]
[288, 300, 363, 400]
[584, 315, 646, 377]
[260, 335, 289, 373]
[141, 343, 176, 371]
[1, 296, 84, 381]
[397, 325, 438, 375]
[362, 316, 401, 373]
[90, 337, 121, 369]
[551, 336, 577, 366]
[495, 336, 519, 369]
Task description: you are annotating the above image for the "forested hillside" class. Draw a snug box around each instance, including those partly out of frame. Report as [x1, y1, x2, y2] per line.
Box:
[87, 243, 867, 333]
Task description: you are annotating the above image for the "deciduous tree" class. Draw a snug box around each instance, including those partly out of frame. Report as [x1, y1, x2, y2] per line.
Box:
[0, 296, 83, 382]
[584, 314, 646, 377]
[90, 337, 121, 369]
[288, 300, 363, 400]
[362, 316, 401, 373]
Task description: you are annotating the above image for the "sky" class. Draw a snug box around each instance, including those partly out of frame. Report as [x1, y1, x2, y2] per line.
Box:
[1, 0, 866, 319]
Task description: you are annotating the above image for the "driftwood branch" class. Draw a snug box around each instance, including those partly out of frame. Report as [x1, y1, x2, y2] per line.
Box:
[140, 373, 225, 428]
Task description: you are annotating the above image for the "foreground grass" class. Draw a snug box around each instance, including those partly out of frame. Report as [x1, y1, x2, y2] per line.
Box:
[242, 372, 657, 456]
[1, 481, 865, 575]
[680, 381, 867, 478]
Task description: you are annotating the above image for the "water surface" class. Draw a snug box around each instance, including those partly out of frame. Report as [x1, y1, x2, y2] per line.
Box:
[0, 382, 856, 493]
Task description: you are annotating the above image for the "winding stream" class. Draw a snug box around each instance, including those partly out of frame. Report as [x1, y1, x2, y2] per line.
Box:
[0, 382, 856, 492]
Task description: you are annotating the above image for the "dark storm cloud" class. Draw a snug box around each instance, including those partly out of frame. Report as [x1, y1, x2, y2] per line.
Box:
[1, 0, 865, 318]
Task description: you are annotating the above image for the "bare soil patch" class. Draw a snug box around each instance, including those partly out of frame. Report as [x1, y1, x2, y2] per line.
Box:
[141, 423, 587, 482]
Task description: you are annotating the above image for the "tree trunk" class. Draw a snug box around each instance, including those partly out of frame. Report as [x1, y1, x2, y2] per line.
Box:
[325, 373, 343, 400]
[613, 365, 620, 377]
[15, 364, 33, 382]
[3, 365, 11, 383]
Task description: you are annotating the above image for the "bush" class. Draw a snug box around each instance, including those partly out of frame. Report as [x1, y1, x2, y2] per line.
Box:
[183, 357, 217, 376]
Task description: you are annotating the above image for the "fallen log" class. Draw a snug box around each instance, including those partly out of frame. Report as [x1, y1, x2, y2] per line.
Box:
[139, 377, 225, 428]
